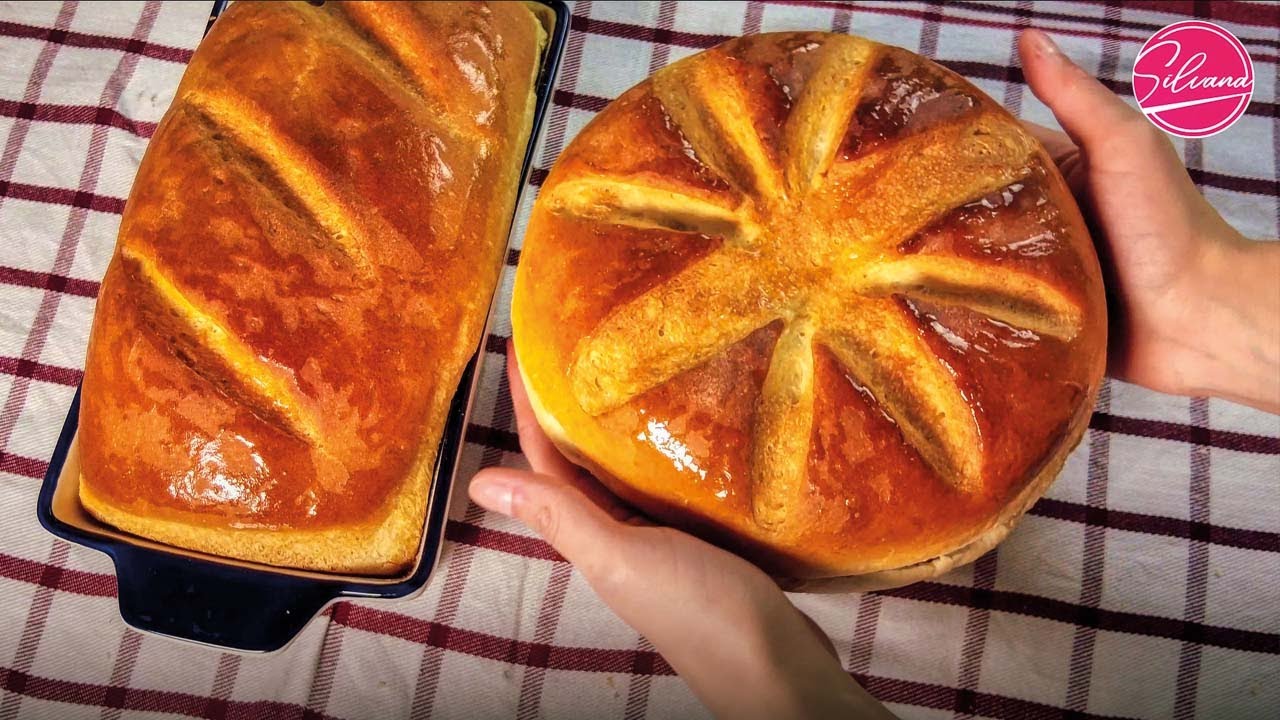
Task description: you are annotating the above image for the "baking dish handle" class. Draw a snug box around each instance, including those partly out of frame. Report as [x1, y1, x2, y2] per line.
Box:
[111, 545, 340, 652]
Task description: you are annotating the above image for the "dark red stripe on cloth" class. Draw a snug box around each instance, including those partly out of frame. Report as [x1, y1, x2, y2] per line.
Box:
[303, 611, 346, 718]
[409, 507, 486, 719]
[0, 451, 47, 479]
[571, 3, 1280, 64]
[1, 543, 67, 720]
[1174, 397, 1213, 719]
[0, 180, 125, 214]
[435, 524, 1277, 654]
[0, 660, 1134, 720]
[101, 630, 142, 720]
[852, 673, 1128, 720]
[446, 522, 564, 563]
[882, 581, 1279, 655]
[0, 551, 114, 598]
[0, 648, 1130, 720]
[465, 423, 520, 455]
[622, 636, 657, 720]
[954, 551, 1000, 719]
[938, 60, 1279, 125]
[484, 331, 510, 356]
[0, 266, 100, 298]
[346, 597, 1268, 720]
[1107, 0, 1280, 29]
[0, 667, 336, 720]
[205, 653, 241, 720]
[1187, 168, 1280, 198]
[0, 19, 193, 64]
[515, 563, 574, 718]
[959, 0, 1279, 48]
[552, 88, 607, 113]
[0, 356, 83, 386]
[0, 99, 159, 138]
[761, 0, 1279, 62]
[333, 602, 676, 675]
[1089, 412, 1280, 455]
[1066, 380, 1114, 711]
[570, 14, 726, 49]
[1032, 498, 1279, 553]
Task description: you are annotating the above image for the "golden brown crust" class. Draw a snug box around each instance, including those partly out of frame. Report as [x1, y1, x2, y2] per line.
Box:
[78, 1, 547, 573]
[513, 33, 1106, 582]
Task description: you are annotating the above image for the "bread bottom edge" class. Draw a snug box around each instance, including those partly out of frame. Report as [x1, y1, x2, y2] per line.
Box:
[516, 344, 1087, 592]
[79, 476, 426, 576]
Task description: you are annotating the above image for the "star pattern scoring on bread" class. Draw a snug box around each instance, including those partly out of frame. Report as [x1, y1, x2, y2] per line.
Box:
[541, 36, 1084, 531]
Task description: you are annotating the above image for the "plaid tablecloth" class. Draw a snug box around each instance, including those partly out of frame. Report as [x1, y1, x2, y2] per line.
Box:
[1, 1, 1277, 718]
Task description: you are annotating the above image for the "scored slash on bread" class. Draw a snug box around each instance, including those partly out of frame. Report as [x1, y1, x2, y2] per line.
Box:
[120, 248, 325, 449]
[541, 35, 1086, 532]
[304, 2, 491, 149]
[182, 89, 380, 275]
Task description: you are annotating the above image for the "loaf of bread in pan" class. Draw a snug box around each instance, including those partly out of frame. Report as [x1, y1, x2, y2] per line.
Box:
[78, 0, 547, 574]
[513, 32, 1106, 588]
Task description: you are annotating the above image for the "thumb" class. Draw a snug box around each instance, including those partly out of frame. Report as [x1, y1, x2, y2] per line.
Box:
[469, 467, 625, 581]
[1019, 29, 1149, 153]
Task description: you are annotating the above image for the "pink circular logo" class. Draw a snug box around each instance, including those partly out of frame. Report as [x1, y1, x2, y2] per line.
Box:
[1132, 20, 1254, 138]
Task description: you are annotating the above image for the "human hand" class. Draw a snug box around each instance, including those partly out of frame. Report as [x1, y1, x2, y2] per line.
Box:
[468, 345, 896, 720]
[1019, 29, 1280, 412]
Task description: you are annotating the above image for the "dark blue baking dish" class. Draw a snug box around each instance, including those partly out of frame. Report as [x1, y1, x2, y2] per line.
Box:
[36, 0, 568, 653]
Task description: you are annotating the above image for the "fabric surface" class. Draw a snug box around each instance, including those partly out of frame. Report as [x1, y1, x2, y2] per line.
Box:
[1, 1, 1277, 718]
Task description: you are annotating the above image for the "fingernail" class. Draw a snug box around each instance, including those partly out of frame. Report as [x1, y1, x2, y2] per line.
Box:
[471, 474, 516, 516]
[1028, 29, 1063, 61]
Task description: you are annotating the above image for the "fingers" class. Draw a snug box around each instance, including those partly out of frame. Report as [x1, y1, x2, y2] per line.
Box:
[502, 341, 638, 519]
[797, 610, 839, 660]
[504, 340, 583, 479]
[470, 466, 630, 583]
[1018, 29, 1148, 153]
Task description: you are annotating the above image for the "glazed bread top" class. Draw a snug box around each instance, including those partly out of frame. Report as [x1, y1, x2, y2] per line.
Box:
[514, 32, 1106, 578]
[79, 1, 546, 571]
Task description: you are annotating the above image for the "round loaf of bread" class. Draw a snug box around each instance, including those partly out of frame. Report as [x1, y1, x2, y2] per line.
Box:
[512, 32, 1106, 589]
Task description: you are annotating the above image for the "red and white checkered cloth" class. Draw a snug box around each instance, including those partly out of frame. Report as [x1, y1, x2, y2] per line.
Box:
[1, 1, 1277, 718]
